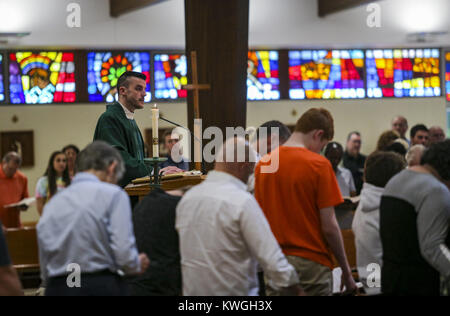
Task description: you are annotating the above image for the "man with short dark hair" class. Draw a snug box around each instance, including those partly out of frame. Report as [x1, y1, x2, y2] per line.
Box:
[247, 120, 291, 194]
[380, 140, 450, 296]
[93, 71, 150, 187]
[325, 142, 357, 230]
[410, 124, 429, 147]
[38, 141, 150, 296]
[129, 188, 184, 296]
[0, 152, 29, 229]
[343, 131, 366, 195]
[254, 120, 292, 157]
[324, 142, 356, 198]
[255, 108, 357, 296]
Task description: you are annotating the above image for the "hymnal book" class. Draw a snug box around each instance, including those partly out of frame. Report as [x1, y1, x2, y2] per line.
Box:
[4, 197, 36, 209]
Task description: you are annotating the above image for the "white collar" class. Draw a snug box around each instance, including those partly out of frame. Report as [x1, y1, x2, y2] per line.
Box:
[118, 101, 135, 120]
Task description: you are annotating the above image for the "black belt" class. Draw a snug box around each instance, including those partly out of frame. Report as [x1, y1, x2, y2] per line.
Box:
[49, 269, 119, 280]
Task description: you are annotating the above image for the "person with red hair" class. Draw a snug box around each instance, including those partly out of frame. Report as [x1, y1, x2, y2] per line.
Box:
[255, 108, 357, 296]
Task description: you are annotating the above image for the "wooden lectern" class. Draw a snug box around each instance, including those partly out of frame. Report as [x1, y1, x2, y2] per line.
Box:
[125, 173, 206, 201]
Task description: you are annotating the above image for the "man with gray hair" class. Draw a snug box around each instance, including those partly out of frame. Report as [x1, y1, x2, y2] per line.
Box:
[406, 144, 426, 168]
[37, 141, 149, 296]
[176, 137, 303, 296]
[0, 152, 29, 229]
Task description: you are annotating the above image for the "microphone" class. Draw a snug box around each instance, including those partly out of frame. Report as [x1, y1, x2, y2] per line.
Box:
[159, 117, 202, 142]
[159, 116, 204, 173]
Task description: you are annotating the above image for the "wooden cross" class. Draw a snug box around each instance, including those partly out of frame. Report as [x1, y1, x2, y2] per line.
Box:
[182, 51, 211, 171]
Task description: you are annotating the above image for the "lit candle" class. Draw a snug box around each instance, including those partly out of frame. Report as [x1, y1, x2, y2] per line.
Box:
[151, 104, 159, 157]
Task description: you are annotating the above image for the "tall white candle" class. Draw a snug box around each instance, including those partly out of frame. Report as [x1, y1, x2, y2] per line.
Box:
[151, 104, 159, 158]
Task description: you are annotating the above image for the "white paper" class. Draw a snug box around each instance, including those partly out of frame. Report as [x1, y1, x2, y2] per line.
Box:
[4, 197, 36, 208]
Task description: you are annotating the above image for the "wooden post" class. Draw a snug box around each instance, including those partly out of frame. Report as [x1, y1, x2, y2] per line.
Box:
[182, 51, 210, 172]
[185, 0, 249, 172]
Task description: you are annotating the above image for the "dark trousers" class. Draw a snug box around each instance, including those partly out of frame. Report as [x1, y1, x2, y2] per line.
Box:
[46, 271, 129, 296]
[258, 271, 266, 296]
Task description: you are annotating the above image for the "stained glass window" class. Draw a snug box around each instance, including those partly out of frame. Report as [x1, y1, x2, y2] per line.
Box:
[0, 54, 5, 102]
[366, 49, 440, 98]
[87, 52, 151, 103]
[247, 51, 280, 100]
[9, 52, 76, 104]
[153, 53, 187, 99]
[289, 50, 365, 99]
[446, 52, 450, 101]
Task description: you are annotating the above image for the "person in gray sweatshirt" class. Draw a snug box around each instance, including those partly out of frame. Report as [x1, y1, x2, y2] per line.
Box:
[380, 140, 450, 296]
[352, 151, 406, 295]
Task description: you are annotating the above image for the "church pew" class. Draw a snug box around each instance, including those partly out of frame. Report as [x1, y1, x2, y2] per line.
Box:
[341, 229, 357, 270]
[5, 227, 41, 289]
[333, 229, 358, 280]
[21, 222, 38, 228]
[5, 227, 40, 271]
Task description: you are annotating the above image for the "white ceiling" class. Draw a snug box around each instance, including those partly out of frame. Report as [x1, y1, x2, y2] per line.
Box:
[0, 0, 449, 48]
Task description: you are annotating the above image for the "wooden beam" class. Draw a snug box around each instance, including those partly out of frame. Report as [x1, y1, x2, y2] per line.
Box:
[110, 0, 167, 17]
[318, 0, 380, 17]
[185, 0, 249, 173]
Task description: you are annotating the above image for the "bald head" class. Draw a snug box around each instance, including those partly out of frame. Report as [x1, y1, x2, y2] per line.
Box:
[2, 152, 22, 178]
[391, 116, 408, 139]
[214, 137, 256, 184]
[428, 126, 445, 145]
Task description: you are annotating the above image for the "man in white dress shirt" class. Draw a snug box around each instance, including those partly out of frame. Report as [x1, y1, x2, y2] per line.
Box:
[176, 137, 303, 296]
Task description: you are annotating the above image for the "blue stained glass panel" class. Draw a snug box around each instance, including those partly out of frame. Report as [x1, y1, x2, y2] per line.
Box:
[247, 51, 280, 100]
[87, 51, 151, 103]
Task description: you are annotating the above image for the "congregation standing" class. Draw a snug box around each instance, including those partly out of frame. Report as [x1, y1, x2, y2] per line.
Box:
[0, 71, 449, 296]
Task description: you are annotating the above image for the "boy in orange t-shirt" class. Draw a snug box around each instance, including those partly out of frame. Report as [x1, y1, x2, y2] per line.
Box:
[0, 153, 29, 229]
[255, 108, 356, 296]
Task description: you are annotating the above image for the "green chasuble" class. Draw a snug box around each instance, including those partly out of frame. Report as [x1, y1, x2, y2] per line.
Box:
[93, 102, 148, 187]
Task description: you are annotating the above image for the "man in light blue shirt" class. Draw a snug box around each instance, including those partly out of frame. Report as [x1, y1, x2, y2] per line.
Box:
[37, 141, 149, 296]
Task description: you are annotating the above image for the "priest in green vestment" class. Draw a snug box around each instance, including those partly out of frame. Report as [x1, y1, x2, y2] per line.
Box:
[93, 71, 151, 187]
[94, 71, 184, 187]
